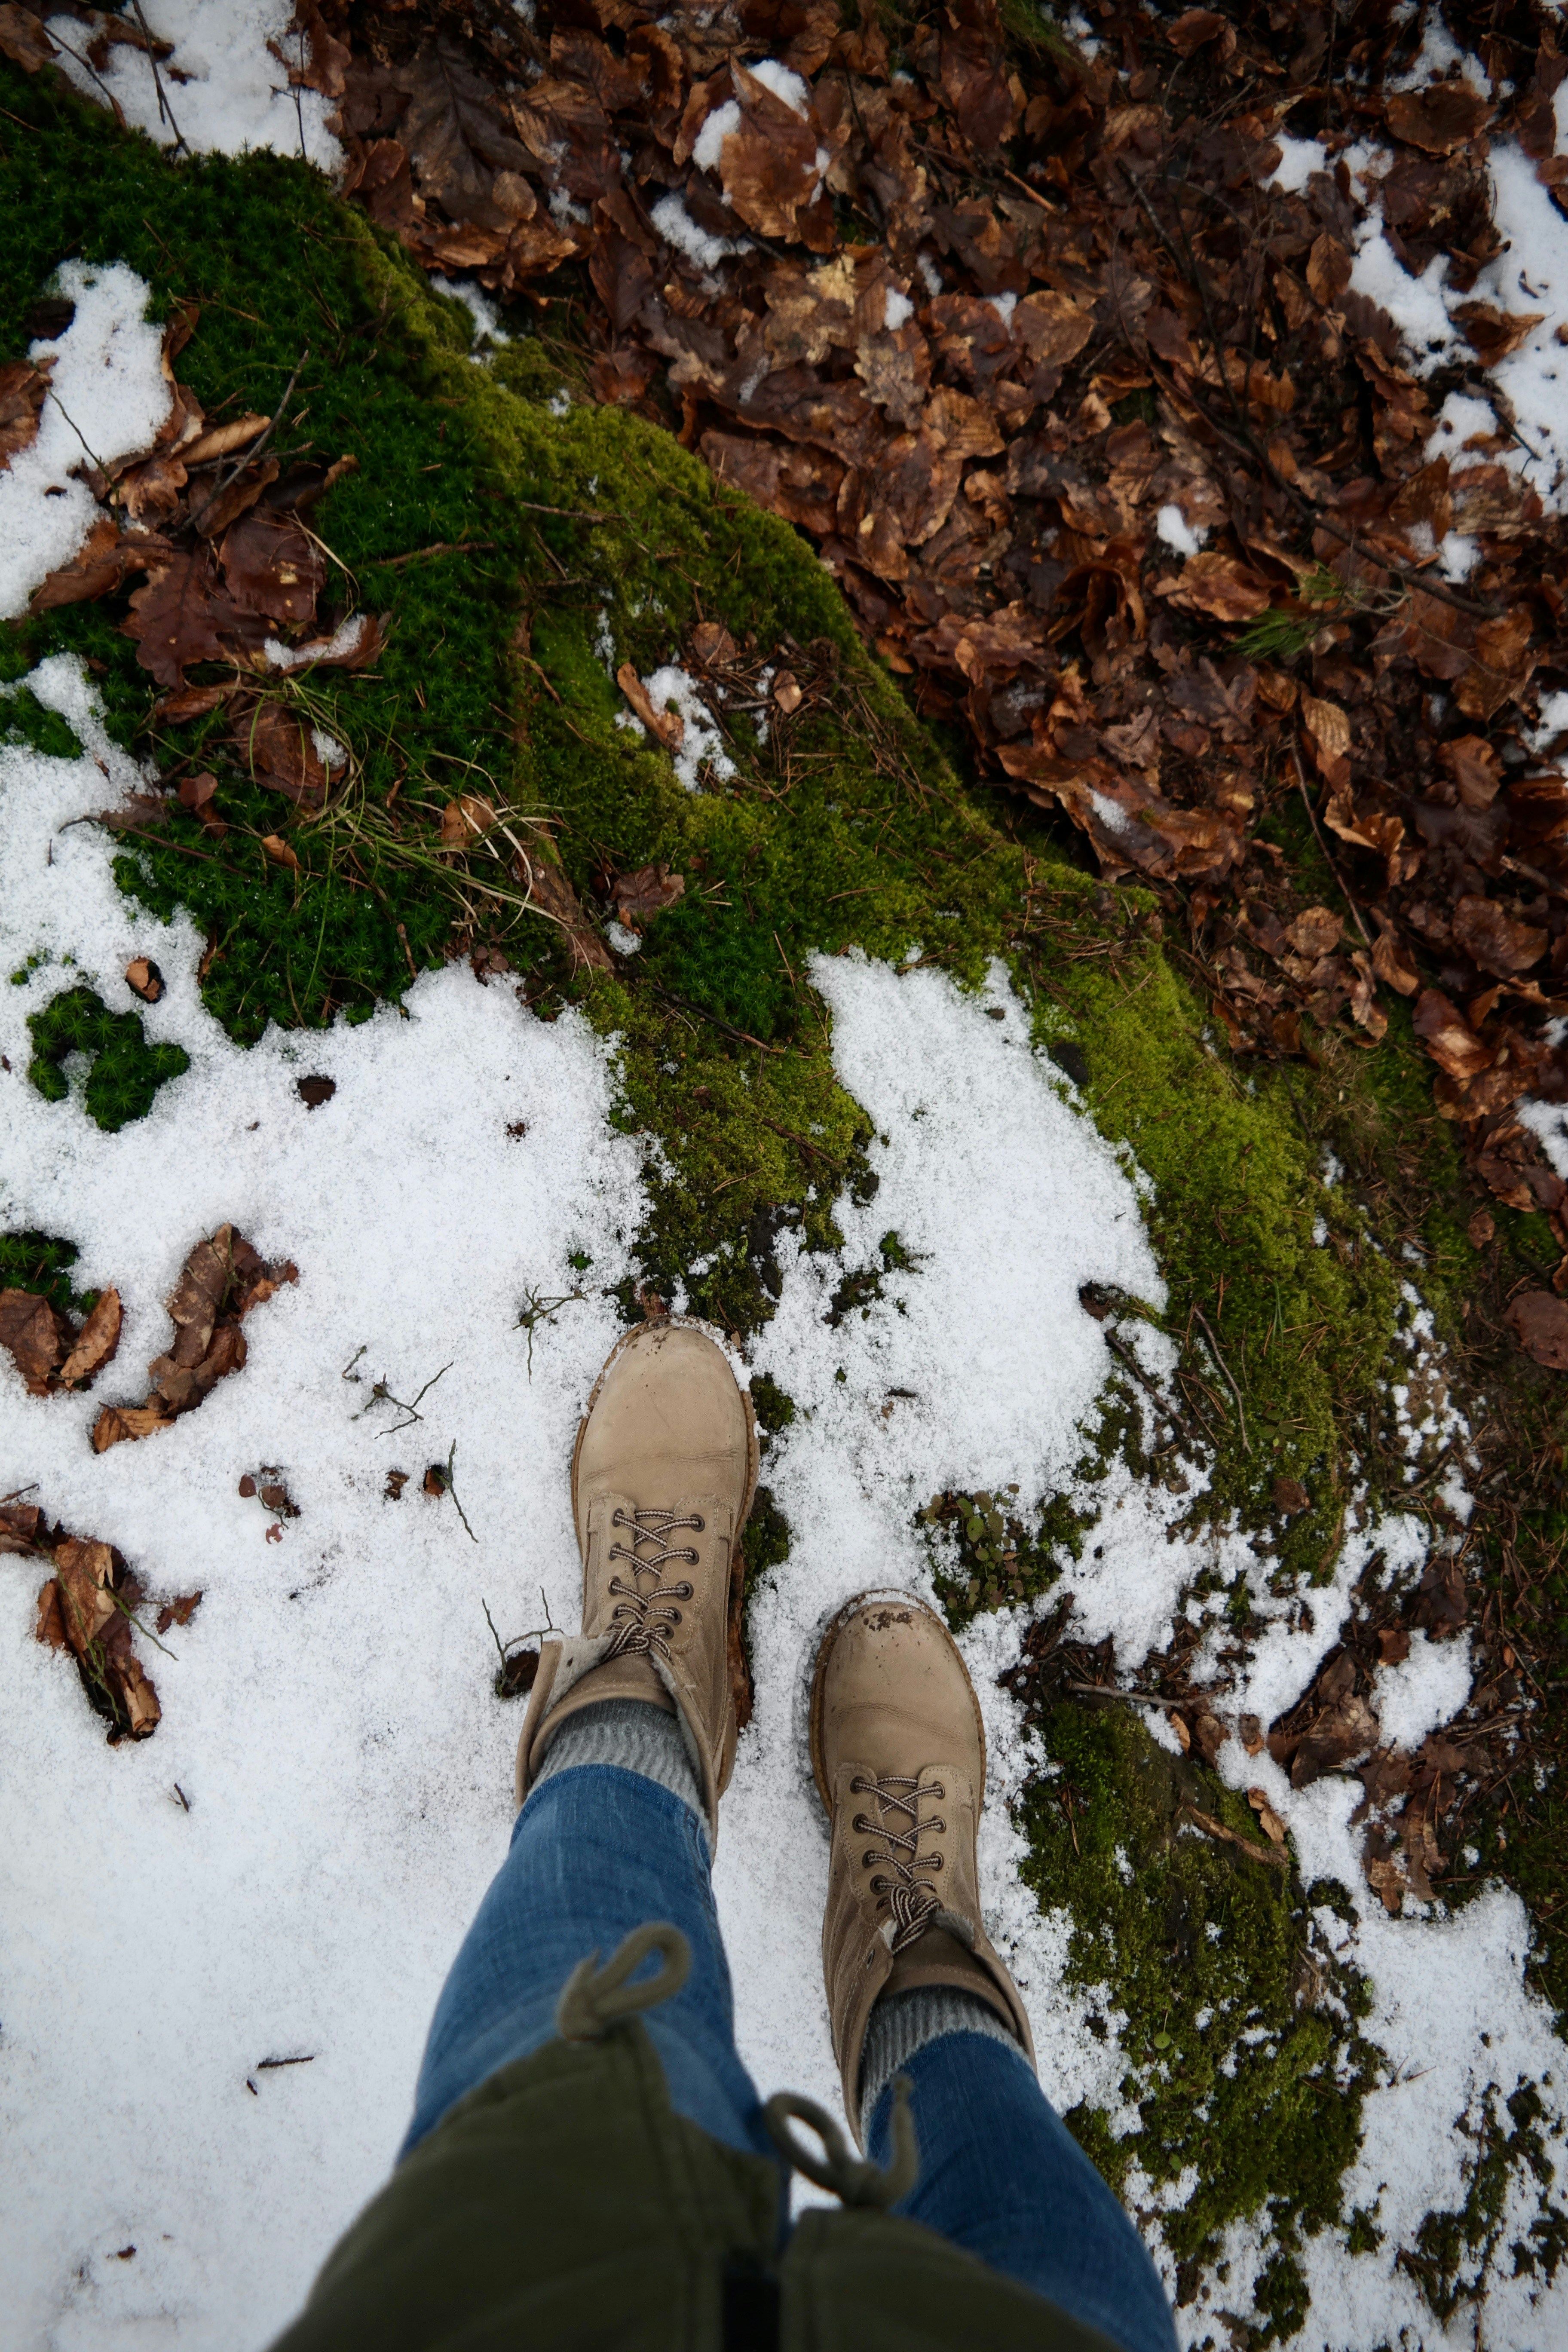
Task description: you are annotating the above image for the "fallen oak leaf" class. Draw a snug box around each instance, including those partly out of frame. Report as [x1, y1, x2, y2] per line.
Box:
[59, 1288, 122, 1388]
[1504, 1289, 1568, 1371]
[260, 833, 301, 872]
[0, 1289, 75, 1395]
[31, 516, 171, 612]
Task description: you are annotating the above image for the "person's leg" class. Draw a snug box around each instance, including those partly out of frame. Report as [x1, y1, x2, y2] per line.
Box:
[406, 1317, 772, 2168]
[810, 1589, 1179, 2352]
[404, 1702, 776, 2164]
[863, 1996, 1177, 2352]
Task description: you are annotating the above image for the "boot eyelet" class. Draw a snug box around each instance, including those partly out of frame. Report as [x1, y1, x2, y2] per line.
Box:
[930, 1782, 944, 1799]
[850, 1776, 867, 1794]
[930, 1818, 945, 1835]
[677, 1582, 694, 1599]
[669, 1609, 682, 1625]
[870, 1874, 888, 1892]
[692, 1515, 705, 1531]
[930, 1854, 943, 1869]
[852, 1815, 873, 1836]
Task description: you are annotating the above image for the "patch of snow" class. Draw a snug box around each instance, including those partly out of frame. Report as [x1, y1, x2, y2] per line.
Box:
[0, 263, 170, 622]
[45, 1, 341, 170]
[0, 659, 650, 2349]
[1155, 503, 1206, 557]
[884, 287, 914, 331]
[1264, 134, 1325, 194]
[606, 920, 643, 956]
[694, 99, 742, 173]
[264, 615, 373, 672]
[649, 192, 750, 270]
[1348, 220, 1463, 377]
[988, 291, 1018, 328]
[547, 389, 571, 418]
[637, 666, 737, 792]
[916, 251, 944, 299]
[429, 274, 511, 349]
[747, 58, 810, 116]
[1375, 1630, 1473, 1751]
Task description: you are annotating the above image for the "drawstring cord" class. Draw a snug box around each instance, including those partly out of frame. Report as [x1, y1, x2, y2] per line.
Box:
[556, 1922, 920, 2210]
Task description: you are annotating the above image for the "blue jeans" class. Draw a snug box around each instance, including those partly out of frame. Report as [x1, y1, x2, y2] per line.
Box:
[406, 1764, 1176, 2352]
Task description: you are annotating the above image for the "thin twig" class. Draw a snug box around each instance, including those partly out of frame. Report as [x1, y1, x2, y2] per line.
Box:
[1291, 750, 1372, 946]
[1191, 1307, 1250, 1453]
[130, 0, 186, 156]
[185, 347, 309, 535]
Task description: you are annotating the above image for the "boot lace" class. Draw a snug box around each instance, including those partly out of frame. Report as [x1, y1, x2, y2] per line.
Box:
[851, 1772, 946, 1953]
[604, 1506, 702, 1661]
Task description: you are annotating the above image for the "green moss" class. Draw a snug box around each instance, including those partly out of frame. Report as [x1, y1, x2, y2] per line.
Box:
[0, 1228, 98, 1317]
[1018, 1698, 1378, 2332]
[27, 983, 189, 1130]
[0, 683, 80, 758]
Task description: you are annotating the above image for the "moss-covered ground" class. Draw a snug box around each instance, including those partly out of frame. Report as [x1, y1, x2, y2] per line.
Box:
[3, 52, 1565, 2334]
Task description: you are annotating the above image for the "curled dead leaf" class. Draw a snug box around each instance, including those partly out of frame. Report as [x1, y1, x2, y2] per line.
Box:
[616, 660, 686, 750]
[260, 833, 301, 872]
[59, 1289, 122, 1388]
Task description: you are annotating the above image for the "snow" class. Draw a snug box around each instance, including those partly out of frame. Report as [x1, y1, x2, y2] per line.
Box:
[884, 288, 915, 331]
[694, 101, 742, 175]
[1376, 1629, 1474, 1751]
[0, 262, 171, 622]
[263, 615, 373, 672]
[0, 661, 649, 2349]
[649, 193, 750, 271]
[2, 669, 1564, 2343]
[747, 59, 811, 117]
[1264, 134, 1325, 194]
[45, 2, 341, 171]
[429, 275, 511, 350]
[1155, 503, 1205, 557]
[638, 665, 738, 792]
[1348, 222, 1463, 376]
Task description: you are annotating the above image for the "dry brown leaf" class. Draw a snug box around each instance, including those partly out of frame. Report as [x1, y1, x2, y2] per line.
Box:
[1154, 552, 1273, 623]
[0, 355, 52, 471]
[611, 863, 686, 925]
[260, 833, 301, 872]
[59, 1289, 122, 1389]
[616, 660, 686, 750]
[91, 1401, 171, 1452]
[1504, 1289, 1568, 1371]
[0, 1289, 74, 1395]
[126, 956, 165, 1002]
[156, 1590, 203, 1633]
[440, 793, 499, 848]
[0, 4, 57, 72]
[1385, 82, 1492, 155]
[1246, 1788, 1288, 1847]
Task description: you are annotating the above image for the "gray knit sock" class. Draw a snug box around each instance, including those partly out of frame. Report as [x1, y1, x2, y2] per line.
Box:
[858, 1985, 1023, 2141]
[531, 1696, 705, 1836]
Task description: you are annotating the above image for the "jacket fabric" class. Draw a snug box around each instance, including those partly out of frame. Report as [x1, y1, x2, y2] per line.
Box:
[271, 2021, 1121, 2352]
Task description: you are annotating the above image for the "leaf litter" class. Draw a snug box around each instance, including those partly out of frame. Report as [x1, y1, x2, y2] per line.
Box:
[298, 0, 1568, 1354]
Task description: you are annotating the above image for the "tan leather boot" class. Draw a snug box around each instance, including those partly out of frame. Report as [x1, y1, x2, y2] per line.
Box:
[811, 1589, 1036, 2138]
[515, 1318, 758, 1847]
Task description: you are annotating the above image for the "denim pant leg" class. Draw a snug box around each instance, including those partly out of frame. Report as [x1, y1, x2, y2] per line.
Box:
[866, 2030, 1178, 2352]
[401, 1763, 779, 2173]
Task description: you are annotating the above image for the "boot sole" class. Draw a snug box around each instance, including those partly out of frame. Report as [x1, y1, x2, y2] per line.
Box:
[808, 1587, 988, 1816]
